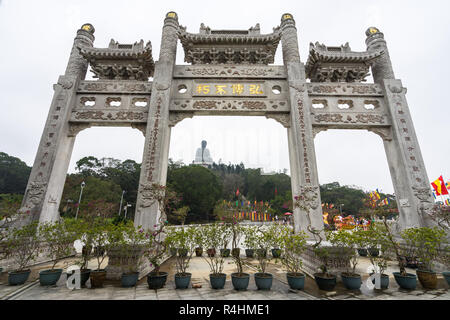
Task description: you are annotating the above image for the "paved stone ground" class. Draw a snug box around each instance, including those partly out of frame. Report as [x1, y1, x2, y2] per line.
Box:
[1, 254, 449, 300]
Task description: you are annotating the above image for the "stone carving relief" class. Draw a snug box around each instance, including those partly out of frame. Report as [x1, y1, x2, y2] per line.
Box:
[78, 81, 151, 93]
[313, 113, 385, 124]
[367, 127, 392, 141]
[68, 123, 92, 137]
[57, 77, 74, 90]
[307, 84, 383, 96]
[265, 114, 291, 128]
[168, 112, 194, 127]
[182, 66, 283, 77]
[131, 124, 147, 136]
[26, 182, 47, 206]
[293, 185, 320, 212]
[74, 110, 146, 121]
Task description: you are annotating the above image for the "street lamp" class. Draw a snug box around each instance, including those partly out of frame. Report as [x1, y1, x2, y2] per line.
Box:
[75, 181, 86, 220]
[118, 190, 126, 216]
[124, 203, 132, 219]
[339, 204, 344, 215]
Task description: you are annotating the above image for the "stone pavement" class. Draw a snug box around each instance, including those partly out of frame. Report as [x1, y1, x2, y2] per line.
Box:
[1, 255, 449, 300]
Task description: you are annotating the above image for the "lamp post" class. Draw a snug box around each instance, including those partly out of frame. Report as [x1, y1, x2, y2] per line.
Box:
[75, 181, 86, 220]
[339, 203, 344, 215]
[124, 203, 132, 219]
[118, 190, 125, 216]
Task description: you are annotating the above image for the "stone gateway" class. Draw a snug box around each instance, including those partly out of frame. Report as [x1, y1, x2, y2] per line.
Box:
[20, 13, 435, 236]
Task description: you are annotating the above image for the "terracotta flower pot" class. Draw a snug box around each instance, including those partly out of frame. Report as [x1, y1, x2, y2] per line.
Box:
[416, 270, 437, 289]
[90, 269, 107, 288]
[195, 247, 203, 257]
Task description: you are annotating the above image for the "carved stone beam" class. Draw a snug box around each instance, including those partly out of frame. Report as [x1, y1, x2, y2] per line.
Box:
[168, 112, 194, 127]
[265, 113, 291, 128]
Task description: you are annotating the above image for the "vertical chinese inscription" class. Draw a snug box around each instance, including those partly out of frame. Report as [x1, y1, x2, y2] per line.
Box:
[146, 96, 162, 182]
[297, 99, 311, 184]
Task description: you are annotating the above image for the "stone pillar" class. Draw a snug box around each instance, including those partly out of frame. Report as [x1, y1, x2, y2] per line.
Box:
[281, 14, 324, 238]
[134, 12, 178, 230]
[366, 27, 435, 230]
[20, 24, 95, 224]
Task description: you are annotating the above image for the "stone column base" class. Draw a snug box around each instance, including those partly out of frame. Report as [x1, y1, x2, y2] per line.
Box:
[300, 242, 351, 278]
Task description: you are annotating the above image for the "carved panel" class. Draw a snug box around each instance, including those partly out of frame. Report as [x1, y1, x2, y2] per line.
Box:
[170, 99, 289, 113]
[307, 83, 383, 96]
[174, 65, 286, 79]
[77, 80, 152, 94]
[70, 109, 147, 122]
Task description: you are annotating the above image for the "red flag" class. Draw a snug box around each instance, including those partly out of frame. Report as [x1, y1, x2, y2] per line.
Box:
[236, 188, 240, 196]
[431, 176, 449, 195]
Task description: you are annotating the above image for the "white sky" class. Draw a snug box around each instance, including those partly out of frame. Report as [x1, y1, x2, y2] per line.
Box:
[0, 0, 449, 194]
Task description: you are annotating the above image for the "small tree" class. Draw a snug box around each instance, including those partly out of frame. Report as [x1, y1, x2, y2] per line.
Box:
[38, 220, 79, 270]
[220, 222, 233, 250]
[202, 223, 226, 275]
[382, 217, 407, 276]
[243, 225, 258, 251]
[401, 227, 446, 272]
[89, 218, 117, 271]
[173, 206, 189, 226]
[364, 222, 390, 276]
[171, 227, 196, 275]
[254, 227, 273, 275]
[143, 218, 167, 275]
[117, 222, 148, 274]
[328, 229, 358, 276]
[308, 226, 333, 277]
[280, 227, 308, 275]
[7, 221, 40, 272]
[265, 223, 284, 250]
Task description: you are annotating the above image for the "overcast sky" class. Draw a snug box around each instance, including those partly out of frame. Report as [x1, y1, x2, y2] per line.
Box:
[0, 0, 449, 194]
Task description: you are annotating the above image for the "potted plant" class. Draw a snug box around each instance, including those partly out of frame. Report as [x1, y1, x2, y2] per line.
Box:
[145, 219, 168, 289]
[220, 223, 232, 258]
[230, 229, 250, 291]
[72, 219, 93, 287]
[309, 227, 337, 291]
[280, 227, 308, 290]
[38, 220, 79, 286]
[266, 224, 283, 258]
[242, 225, 257, 258]
[401, 227, 446, 289]
[328, 229, 361, 290]
[172, 226, 196, 289]
[89, 217, 114, 288]
[252, 227, 274, 290]
[382, 218, 417, 290]
[193, 225, 204, 257]
[365, 223, 390, 289]
[116, 223, 148, 288]
[202, 223, 227, 289]
[230, 219, 243, 258]
[6, 221, 40, 285]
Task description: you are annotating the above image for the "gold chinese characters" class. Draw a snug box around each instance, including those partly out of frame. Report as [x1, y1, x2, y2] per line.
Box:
[194, 83, 264, 96]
